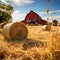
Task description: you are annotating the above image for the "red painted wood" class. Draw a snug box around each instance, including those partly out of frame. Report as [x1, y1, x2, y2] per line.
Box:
[21, 11, 47, 25]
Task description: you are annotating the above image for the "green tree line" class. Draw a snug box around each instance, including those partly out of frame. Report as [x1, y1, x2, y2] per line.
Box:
[0, 3, 14, 23]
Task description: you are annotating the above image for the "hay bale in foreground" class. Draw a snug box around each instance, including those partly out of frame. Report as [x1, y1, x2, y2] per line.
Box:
[2, 22, 28, 40]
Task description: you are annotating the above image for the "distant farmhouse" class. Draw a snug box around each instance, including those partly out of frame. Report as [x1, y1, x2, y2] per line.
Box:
[21, 10, 47, 25]
[52, 19, 58, 26]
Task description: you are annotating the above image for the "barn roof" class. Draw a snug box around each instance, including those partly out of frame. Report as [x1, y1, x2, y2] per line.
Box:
[25, 10, 42, 21]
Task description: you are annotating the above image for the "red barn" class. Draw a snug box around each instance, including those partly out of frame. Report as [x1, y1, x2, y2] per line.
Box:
[21, 10, 47, 25]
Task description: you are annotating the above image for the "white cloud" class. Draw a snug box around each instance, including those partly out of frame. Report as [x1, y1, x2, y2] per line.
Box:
[1, 0, 8, 4]
[42, 15, 60, 21]
[49, 10, 60, 14]
[12, 10, 26, 22]
[44, 15, 60, 19]
[12, 0, 34, 5]
[38, 10, 60, 15]
[38, 11, 49, 15]
[1, 0, 34, 6]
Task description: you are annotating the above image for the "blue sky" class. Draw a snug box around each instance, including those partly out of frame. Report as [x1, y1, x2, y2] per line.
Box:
[1, 0, 60, 22]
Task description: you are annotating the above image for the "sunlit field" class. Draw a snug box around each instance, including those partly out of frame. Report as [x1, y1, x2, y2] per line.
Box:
[0, 25, 60, 60]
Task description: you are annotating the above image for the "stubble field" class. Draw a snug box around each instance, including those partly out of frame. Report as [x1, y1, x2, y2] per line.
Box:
[0, 26, 60, 60]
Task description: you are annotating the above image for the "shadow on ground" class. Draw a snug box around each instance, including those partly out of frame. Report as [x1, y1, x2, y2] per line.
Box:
[5, 38, 48, 50]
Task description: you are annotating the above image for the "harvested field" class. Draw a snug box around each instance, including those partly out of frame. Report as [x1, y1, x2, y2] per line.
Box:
[0, 25, 60, 60]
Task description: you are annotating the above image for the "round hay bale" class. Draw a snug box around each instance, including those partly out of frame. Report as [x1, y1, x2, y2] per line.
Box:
[41, 25, 51, 31]
[2, 22, 28, 40]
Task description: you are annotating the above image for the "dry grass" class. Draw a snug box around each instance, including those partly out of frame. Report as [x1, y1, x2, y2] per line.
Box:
[0, 25, 60, 60]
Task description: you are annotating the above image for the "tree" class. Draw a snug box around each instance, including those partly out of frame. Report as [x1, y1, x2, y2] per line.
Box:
[0, 3, 14, 23]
